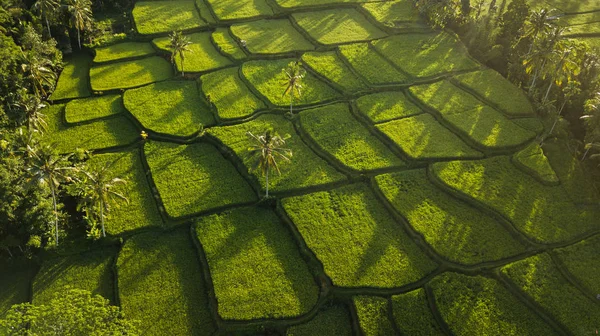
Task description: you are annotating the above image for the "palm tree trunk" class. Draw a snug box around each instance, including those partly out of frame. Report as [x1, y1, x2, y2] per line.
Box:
[265, 167, 269, 197]
[45, 13, 52, 39]
[544, 82, 553, 102]
[181, 56, 185, 77]
[100, 201, 106, 238]
[77, 28, 81, 50]
[530, 58, 547, 93]
[51, 184, 59, 246]
[581, 146, 591, 161]
[290, 94, 293, 115]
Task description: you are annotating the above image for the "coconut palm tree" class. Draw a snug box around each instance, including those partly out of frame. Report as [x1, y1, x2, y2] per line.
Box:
[168, 31, 192, 76]
[66, 0, 93, 49]
[282, 61, 305, 116]
[20, 52, 56, 98]
[14, 94, 48, 134]
[247, 130, 292, 197]
[523, 8, 556, 55]
[33, 0, 60, 38]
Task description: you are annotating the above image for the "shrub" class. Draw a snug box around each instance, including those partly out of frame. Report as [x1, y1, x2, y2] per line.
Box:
[554, 234, 600, 296]
[65, 95, 124, 124]
[132, 1, 206, 35]
[50, 54, 91, 101]
[212, 28, 246, 60]
[206, 0, 273, 21]
[93, 42, 155, 63]
[512, 143, 559, 184]
[301, 51, 367, 93]
[286, 305, 353, 335]
[153, 32, 232, 73]
[353, 296, 395, 335]
[230, 19, 315, 54]
[391, 288, 444, 336]
[90, 56, 173, 91]
[339, 43, 408, 85]
[356, 91, 422, 123]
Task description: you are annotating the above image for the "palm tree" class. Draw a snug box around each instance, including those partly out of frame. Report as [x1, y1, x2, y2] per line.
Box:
[168, 31, 192, 76]
[27, 145, 75, 246]
[20, 52, 56, 98]
[522, 9, 556, 55]
[32, 0, 59, 38]
[247, 130, 292, 197]
[14, 94, 48, 134]
[541, 80, 580, 145]
[66, 0, 93, 49]
[282, 61, 306, 116]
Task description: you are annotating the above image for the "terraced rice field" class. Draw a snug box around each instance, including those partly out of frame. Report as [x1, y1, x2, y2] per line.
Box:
[11, 0, 600, 334]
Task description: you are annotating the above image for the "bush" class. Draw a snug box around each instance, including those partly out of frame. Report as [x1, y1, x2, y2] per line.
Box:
[206, 0, 274, 21]
[301, 51, 367, 93]
[281, 183, 437, 288]
[132, 0, 206, 35]
[93, 42, 156, 63]
[90, 56, 173, 91]
[153, 32, 232, 73]
[230, 19, 315, 54]
[554, 234, 600, 296]
[286, 305, 353, 335]
[212, 28, 246, 60]
[356, 91, 422, 123]
[65, 95, 125, 124]
[338, 43, 408, 85]
[50, 54, 92, 101]
[194, 207, 318, 320]
[512, 143, 559, 184]
[391, 288, 444, 336]
[353, 296, 395, 335]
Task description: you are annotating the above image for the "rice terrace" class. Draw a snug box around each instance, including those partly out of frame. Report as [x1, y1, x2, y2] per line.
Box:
[1, 0, 600, 335]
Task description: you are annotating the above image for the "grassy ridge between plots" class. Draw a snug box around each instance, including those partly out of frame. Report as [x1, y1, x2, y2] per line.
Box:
[0, 260, 38, 318]
[208, 114, 345, 192]
[376, 170, 526, 265]
[432, 156, 600, 243]
[299, 103, 405, 171]
[356, 91, 422, 123]
[90, 56, 173, 91]
[302, 51, 367, 93]
[353, 296, 395, 335]
[212, 28, 246, 60]
[144, 141, 257, 218]
[153, 32, 232, 73]
[391, 288, 444, 336]
[194, 207, 318, 320]
[65, 95, 124, 124]
[132, 0, 205, 35]
[282, 184, 437, 288]
[286, 305, 353, 336]
[207, 0, 273, 21]
[512, 143, 559, 185]
[501, 253, 600, 335]
[430, 272, 555, 335]
[117, 229, 215, 336]
[93, 42, 155, 63]
[554, 234, 600, 296]
[339, 43, 409, 85]
[231, 19, 315, 54]
[50, 53, 91, 101]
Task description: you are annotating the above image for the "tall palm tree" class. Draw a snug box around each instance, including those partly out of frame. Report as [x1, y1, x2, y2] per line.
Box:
[66, 0, 93, 49]
[168, 31, 192, 76]
[32, 0, 60, 38]
[20, 52, 56, 98]
[282, 61, 305, 116]
[27, 145, 75, 246]
[523, 9, 556, 55]
[541, 80, 580, 145]
[247, 130, 292, 197]
[14, 94, 48, 134]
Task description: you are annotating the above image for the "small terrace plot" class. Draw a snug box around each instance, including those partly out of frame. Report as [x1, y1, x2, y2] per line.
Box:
[353, 296, 395, 335]
[50, 53, 91, 101]
[93, 42, 155, 63]
[285, 305, 353, 335]
[132, 0, 205, 35]
[512, 143, 559, 184]
[275, 0, 374, 9]
[144, 141, 257, 218]
[153, 32, 232, 73]
[391, 289, 444, 335]
[230, 19, 314, 54]
[194, 207, 318, 320]
[282, 184, 437, 288]
[207, 0, 274, 21]
[123, 81, 214, 137]
[554, 234, 600, 296]
[65, 95, 124, 124]
[90, 56, 173, 91]
[301, 51, 367, 93]
[338, 43, 408, 85]
[356, 91, 422, 123]
[292, 8, 386, 45]
[212, 28, 246, 60]
[361, 0, 424, 29]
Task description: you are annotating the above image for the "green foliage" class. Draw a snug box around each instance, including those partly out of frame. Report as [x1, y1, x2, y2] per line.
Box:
[391, 289, 444, 336]
[338, 43, 408, 85]
[501, 253, 600, 335]
[301, 51, 367, 93]
[356, 91, 422, 123]
[194, 207, 318, 320]
[512, 143, 559, 184]
[554, 234, 600, 295]
[200, 67, 265, 120]
[242, 59, 340, 106]
[123, 80, 214, 137]
[286, 305, 353, 336]
[132, 0, 206, 35]
[208, 114, 345, 192]
[430, 272, 554, 335]
[50, 53, 91, 101]
[153, 32, 232, 73]
[292, 8, 386, 45]
[64, 95, 124, 124]
[230, 19, 315, 54]
[376, 170, 526, 265]
[361, 0, 424, 29]
[353, 296, 395, 336]
[90, 56, 173, 91]
[144, 141, 256, 218]
[432, 156, 600, 243]
[282, 184, 437, 288]
[207, 0, 273, 21]
[372, 33, 480, 77]
[93, 42, 155, 63]
[376, 114, 483, 159]
[117, 229, 215, 335]
[0, 260, 38, 318]
[212, 28, 246, 60]
[299, 103, 405, 171]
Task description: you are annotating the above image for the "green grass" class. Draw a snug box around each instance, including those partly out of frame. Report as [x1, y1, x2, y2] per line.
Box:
[32, 246, 116, 305]
[144, 141, 256, 218]
[117, 229, 216, 336]
[212, 28, 246, 60]
[453, 69, 535, 117]
[513, 117, 544, 133]
[513, 143, 559, 184]
[206, 0, 273, 21]
[195, 0, 216, 23]
[123, 80, 214, 137]
[432, 156, 600, 243]
[153, 32, 232, 73]
[372, 33, 480, 77]
[565, 21, 600, 36]
[376, 170, 526, 265]
[282, 184, 437, 288]
[0, 259, 37, 318]
[86, 149, 164, 234]
[376, 114, 484, 160]
[230, 19, 315, 54]
[353, 296, 395, 336]
[501, 253, 599, 335]
[301, 51, 368, 93]
[242, 59, 340, 106]
[194, 207, 318, 320]
[409, 80, 482, 115]
[430, 272, 555, 335]
[207, 114, 345, 193]
[64, 95, 124, 124]
[93, 42, 155, 63]
[43, 104, 139, 153]
[554, 234, 600, 295]
[356, 91, 422, 123]
[132, 0, 205, 35]
[50, 53, 91, 101]
[542, 0, 599, 14]
[90, 56, 173, 91]
[339, 43, 409, 85]
[559, 12, 600, 26]
[299, 103, 406, 171]
[275, 0, 372, 8]
[286, 305, 353, 335]
[361, 0, 424, 29]
[391, 289, 444, 336]
[199, 67, 266, 120]
[292, 8, 386, 45]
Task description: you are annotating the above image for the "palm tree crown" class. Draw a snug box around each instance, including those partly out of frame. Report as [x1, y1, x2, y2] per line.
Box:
[282, 61, 306, 116]
[32, 0, 60, 38]
[247, 130, 292, 197]
[168, 31, 192, 76]
[66, 0, 93, 49]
